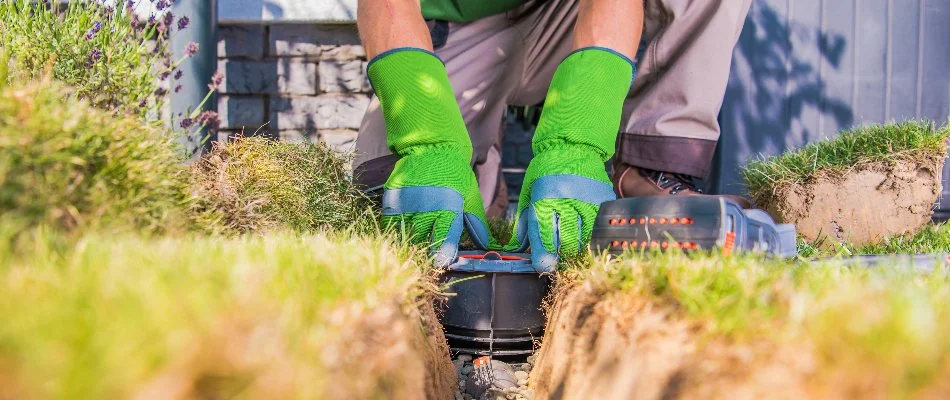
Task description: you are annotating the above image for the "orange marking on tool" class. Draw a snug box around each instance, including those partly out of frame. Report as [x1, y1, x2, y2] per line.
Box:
[722, 231, 736, 256]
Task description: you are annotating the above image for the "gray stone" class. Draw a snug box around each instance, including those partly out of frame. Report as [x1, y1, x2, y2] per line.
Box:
[219, 59, 316, 95]
[269, 24, 360, 57]
[319, 45, 366, 61]
[218, 0, 358, 23]
[277, 130, 315, 143]
[319, 60, 369, 93]
[217, 25, 265, 58]
[320, 129, 358, 153]
[514, 371, 528, 381]
[218, 96, 266, 129]
[269, 95, 369, 131]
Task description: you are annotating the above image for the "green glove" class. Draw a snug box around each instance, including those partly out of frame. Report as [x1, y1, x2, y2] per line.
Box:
[368, 48, 497, 266]
[505, 47, 635, 271]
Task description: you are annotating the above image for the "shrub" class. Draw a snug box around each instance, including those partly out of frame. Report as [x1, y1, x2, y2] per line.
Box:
[189, 137, 377, 234]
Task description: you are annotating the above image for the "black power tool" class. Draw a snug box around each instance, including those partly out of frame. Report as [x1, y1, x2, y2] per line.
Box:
[590, 196, 797, 257]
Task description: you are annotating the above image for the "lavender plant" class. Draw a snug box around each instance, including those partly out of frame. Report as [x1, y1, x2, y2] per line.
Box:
[0, 0, 209, 118]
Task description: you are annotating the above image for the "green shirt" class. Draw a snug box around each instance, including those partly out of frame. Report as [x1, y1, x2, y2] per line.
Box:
[421, 0, 526, 22]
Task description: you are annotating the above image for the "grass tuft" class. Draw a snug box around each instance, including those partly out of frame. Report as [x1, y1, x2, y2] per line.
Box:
[0, 74, 192, 239]
[742, 120, 949, 203]
[189, 137, 378, 235]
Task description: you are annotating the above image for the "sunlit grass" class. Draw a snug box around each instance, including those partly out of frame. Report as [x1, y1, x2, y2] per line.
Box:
[0, 229, 426, 399]
[742, 120, 949, 206]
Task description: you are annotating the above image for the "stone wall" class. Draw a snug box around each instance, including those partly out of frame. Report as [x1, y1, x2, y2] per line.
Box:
[216, 23, 370, 153]
[216, 22, 533, 205]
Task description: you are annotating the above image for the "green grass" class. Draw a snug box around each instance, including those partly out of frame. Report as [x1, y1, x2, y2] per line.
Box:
[0, 71, 195, 239]
[742, 120, 949, 203]
[799, 223, 950, 258]
[572, 250, 950, 396]
[0, 229, 426, 399]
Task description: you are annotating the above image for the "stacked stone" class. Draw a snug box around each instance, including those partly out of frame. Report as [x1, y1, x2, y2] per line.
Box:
[216, 23, 371, 153]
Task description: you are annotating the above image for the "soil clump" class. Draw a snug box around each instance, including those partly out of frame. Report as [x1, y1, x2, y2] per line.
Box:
[756, 160, 940, 247]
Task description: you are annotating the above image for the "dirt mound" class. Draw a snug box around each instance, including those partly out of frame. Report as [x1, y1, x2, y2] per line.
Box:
[759, 160, 941, 247]
[531, 282, 818, 400]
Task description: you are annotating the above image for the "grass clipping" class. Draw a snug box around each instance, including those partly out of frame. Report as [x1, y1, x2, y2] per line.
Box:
[742, 120, 949, 247]
[190, 137, 376, 234]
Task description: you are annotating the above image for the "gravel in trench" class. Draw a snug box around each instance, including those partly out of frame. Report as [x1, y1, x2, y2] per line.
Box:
[454, 354, 536, 400]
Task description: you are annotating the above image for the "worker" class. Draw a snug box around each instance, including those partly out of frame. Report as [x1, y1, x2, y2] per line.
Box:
[353, 0, 753, 270]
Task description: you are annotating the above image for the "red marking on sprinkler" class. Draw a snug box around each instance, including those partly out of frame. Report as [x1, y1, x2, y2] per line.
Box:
[460, 253, 525, 261]
[661, 241, 670, 249]
[639, 217, 647, 225]
[611, 240, 620, 247]
[681, 217, 694, 225]
[670, 218, 680, 224]
[609, 218, 618, 225]
[649, 218, 657, 224]
[659, 218, 668, 224]
[722, 231, 736, 256]
[629, 218, 638, 225]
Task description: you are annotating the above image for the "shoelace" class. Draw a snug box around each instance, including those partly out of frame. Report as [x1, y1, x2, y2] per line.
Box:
[644, 169, 703, 195]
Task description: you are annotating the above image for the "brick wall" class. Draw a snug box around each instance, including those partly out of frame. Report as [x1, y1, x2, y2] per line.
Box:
[216, 23, 370, 153]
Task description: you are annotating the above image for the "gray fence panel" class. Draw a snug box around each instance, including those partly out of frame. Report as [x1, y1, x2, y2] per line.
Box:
[713, 0, 950, 196]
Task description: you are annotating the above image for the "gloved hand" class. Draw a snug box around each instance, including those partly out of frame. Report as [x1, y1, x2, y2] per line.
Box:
[505, 48, 635, 271]
[368, 48, 496, 266]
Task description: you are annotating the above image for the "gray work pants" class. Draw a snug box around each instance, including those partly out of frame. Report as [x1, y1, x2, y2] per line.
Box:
[354, 0, 752, 212]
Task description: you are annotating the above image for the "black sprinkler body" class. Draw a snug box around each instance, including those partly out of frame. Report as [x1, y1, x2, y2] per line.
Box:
[590, 196, 797, 257]
[436, 251, 549, 360]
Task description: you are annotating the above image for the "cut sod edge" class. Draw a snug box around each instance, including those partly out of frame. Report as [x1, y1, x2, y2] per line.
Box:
[525, 275, 950, 400]
[752, 157, 944, 248]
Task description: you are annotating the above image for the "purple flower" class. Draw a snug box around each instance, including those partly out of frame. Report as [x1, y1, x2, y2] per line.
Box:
[174, 84, 182, 93]
[41, 0, 51, 7]
[158, 71, 171, 80]
[138, 99, 148, 108]
[163, 12, 174, 27]
[196, 111, 221, 129]
[156, 0, 168, 11]
[208, 71, 224, 91]
[155, 87, 167, 96]
[85, 48, 103, 67]
[174, 70, 183, 80]
[177, 16, 190, 31]
[125, 0, 135, 11]
[84, 21, 102, 41]
[147, 15, 157, 25]
[184, 41, 199, 57]
[180, 118, 194, 129]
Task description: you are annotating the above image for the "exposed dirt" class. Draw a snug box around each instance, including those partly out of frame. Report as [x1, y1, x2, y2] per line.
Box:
[758, 160, 941, 247]
[529, 281, 828, 400]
